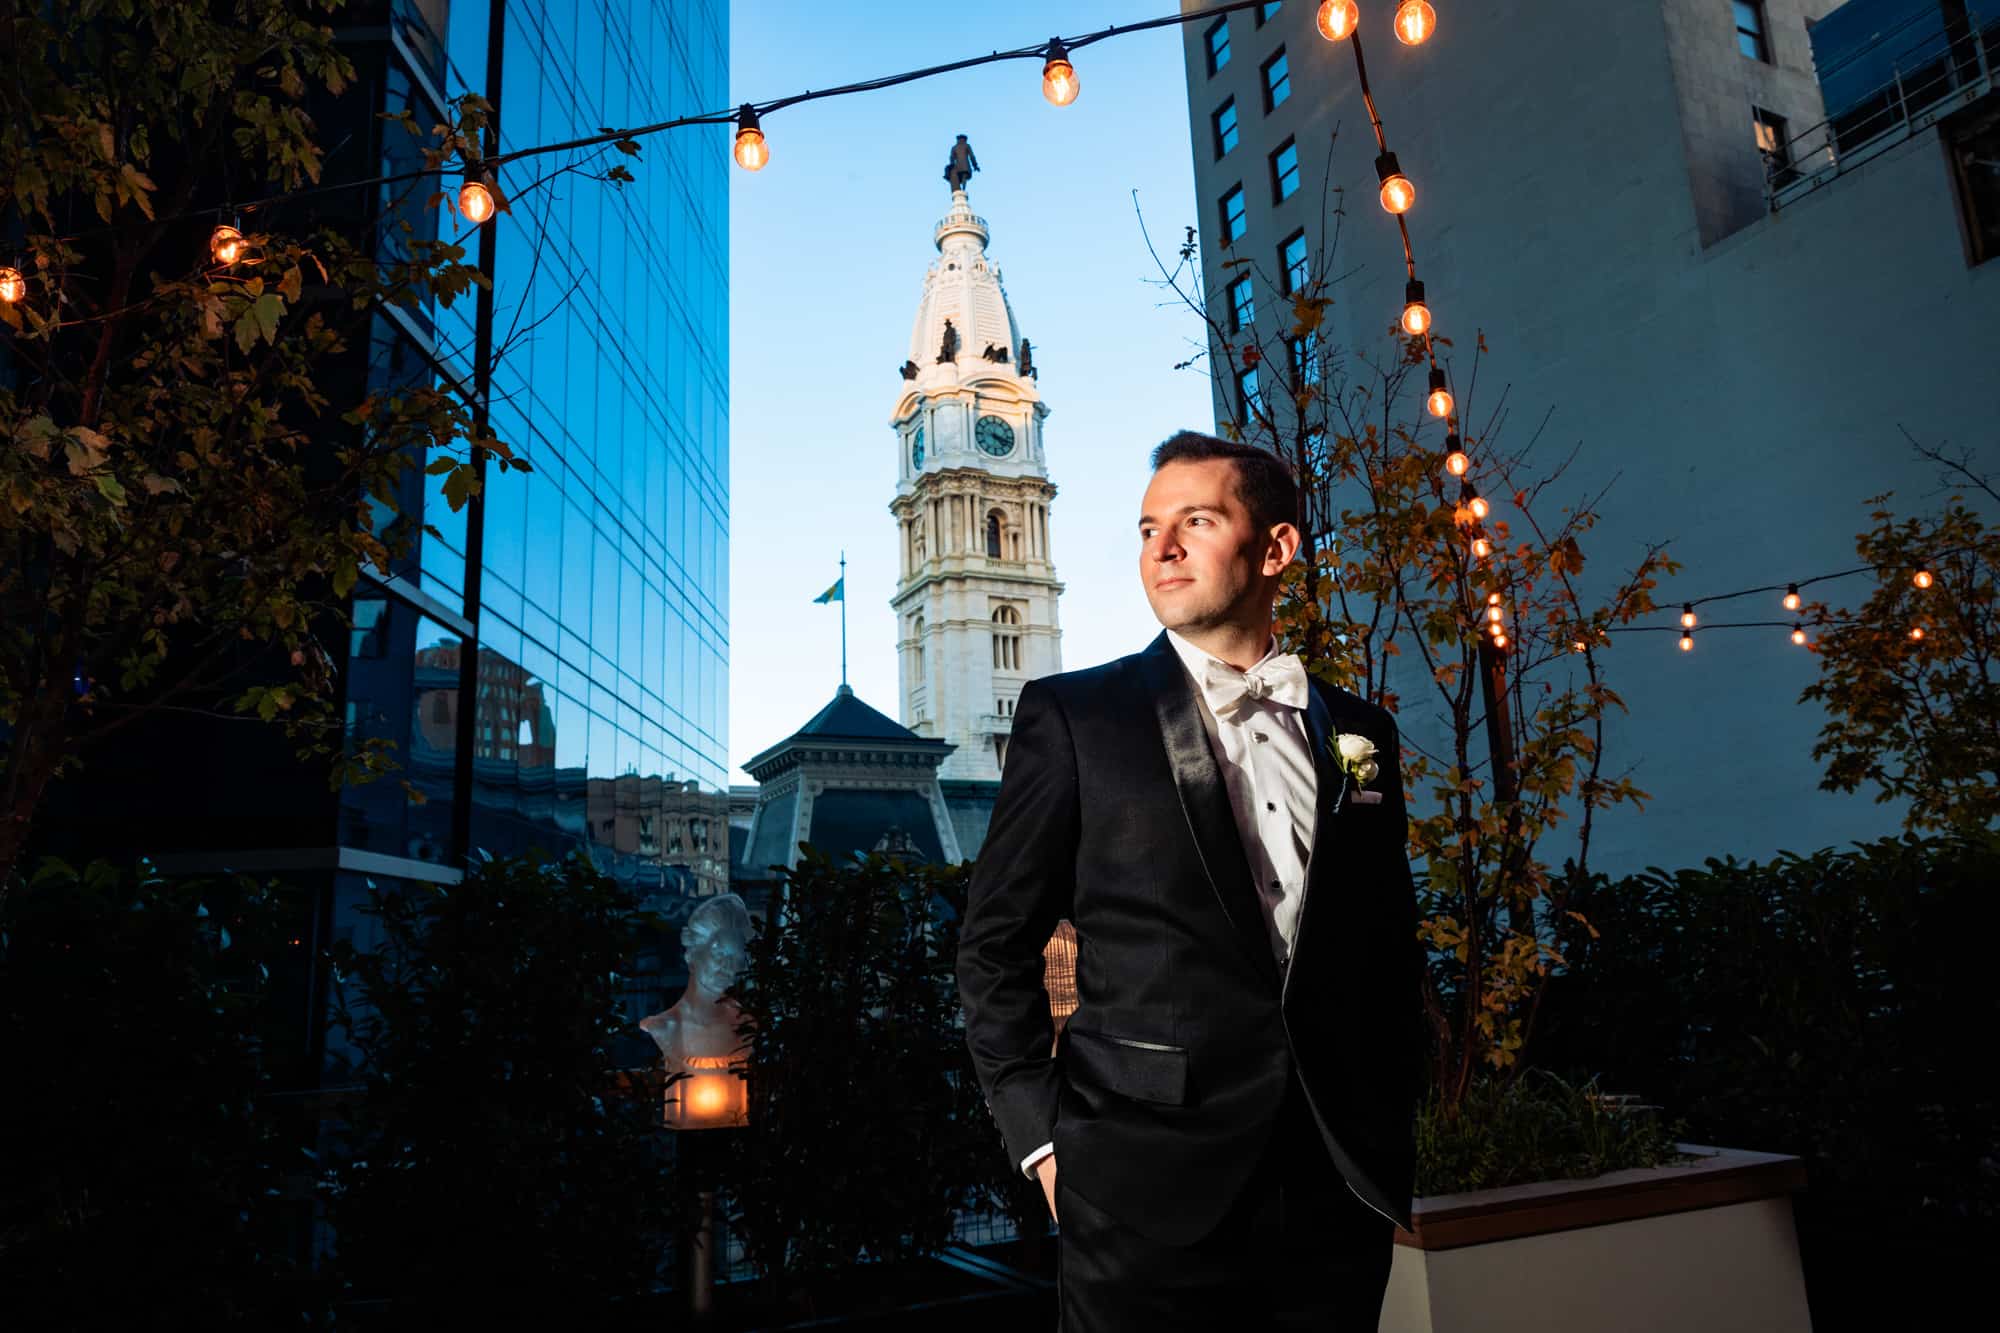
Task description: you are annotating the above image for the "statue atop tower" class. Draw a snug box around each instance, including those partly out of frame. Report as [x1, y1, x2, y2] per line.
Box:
[943, 134, 979, 192]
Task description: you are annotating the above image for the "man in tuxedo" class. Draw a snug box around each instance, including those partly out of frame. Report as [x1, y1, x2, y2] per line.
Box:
[957, 431, 1423, 1329]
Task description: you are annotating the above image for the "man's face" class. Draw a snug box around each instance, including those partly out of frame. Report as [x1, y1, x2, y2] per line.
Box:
[1138, 459, 1287, 632]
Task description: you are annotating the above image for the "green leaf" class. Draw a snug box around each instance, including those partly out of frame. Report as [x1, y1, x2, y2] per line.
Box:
[94, 474, 128, 505]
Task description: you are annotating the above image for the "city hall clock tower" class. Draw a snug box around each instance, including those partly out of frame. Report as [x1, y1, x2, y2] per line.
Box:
[889, 148, 1063, 781]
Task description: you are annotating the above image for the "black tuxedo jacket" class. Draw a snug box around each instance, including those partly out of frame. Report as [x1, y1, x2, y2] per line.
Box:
[956, 630, 1422, 1245]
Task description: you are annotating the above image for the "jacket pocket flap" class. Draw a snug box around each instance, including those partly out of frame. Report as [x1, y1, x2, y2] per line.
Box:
[1064, 1027, 1188, 1106]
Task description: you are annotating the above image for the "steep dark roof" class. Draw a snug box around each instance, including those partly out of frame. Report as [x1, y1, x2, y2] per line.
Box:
[790, 684, 927, 743]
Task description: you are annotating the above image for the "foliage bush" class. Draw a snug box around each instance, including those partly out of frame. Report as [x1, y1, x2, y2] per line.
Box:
[321, 853, 676, 1316]
[0, 859, 304, 1327]
[722, 847, 1015, 1305]
[1537, 832, 1999, 1324]
[1415, 1069, 1688, 1196]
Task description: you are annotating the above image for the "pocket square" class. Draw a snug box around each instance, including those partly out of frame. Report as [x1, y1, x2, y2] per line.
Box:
[1350, 790, 1384, 805]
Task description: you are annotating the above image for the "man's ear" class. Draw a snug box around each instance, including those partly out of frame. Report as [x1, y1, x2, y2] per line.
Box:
[1262, 522, 1302, 575]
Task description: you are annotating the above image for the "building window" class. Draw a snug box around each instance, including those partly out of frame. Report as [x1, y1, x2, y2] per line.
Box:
[1219, 184, 1247, 244]
[1257, 2, 1283, 25]
[1753, 106, 1795, 187]
[1227, 274, 1256, 334]
[986, 510, 1004, 558]
[1270, 137, 1300, 203]
[1237, 365, 1264, 423]
[1948, 111, 2000, 266]
[1205, 17, 1231, 75]
[1262, 48, 1291, 112]
[992, 605, 1023, 672]
[1734, 2, 1769, 63]
[1279, 229, 1309, 295]
[1213, 97, 1239, 158]
[1289, 331, 1321, 389]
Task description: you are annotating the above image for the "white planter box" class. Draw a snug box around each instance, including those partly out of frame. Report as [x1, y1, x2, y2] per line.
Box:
[1382, 1145, 1812, 1333]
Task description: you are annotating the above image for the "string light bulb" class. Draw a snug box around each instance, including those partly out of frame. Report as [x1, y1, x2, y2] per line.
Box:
[1426, 365, 1453, 418]
[1783, 583, 1801, 611]
[733, 104, 768, 171]
[457, 170, 499, 224]
[1680, 604, 1697, 629]
[1466, 488, 1490, 520]
[1679, 631, 1694, 652]
[1572, 638, 1588, 653]
[1394, 1, 1438, 45]
[1913, 568, 1934, 589]
[1471, 536, 1492, 559]
[1041, 38, 1079, 105]
[0, 267, 23, 304]
[1401, 278, 1431, 337]
[1486, 604, 1504, 624]
[1493, 632, 1509, 650]
[209, 222, 246, 265]
[1376, 151, 1415, 214]
[1444, 433, 1469, 476]
[1791, 626, 1807, 646]
[1316, 0, 1360, 40]
[1909, 625, 1926, 641]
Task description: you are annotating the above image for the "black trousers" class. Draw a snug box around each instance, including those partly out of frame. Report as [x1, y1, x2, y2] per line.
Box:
[1055, 1073, 1394, 1332]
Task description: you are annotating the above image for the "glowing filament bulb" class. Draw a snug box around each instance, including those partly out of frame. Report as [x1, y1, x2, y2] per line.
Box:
[1402, 278, 1431, 337]
[1445, 433, 1469, 476]
[209, 223, 245, 265]
[1395, 1, 1437, 45]
[1042, 39, 1079, 105]
[1493, 633, 1509, 650]
[1486, 604, 1503, 624]
[1913, 569, 1934, 589]
[1426, 365, 1453, 419]
[1791, 626, 1807, 645]
[1471, 536, 1492, 559]
[1680, 604, 1696, 629]
[0, 267, 23, 303]
[1376, 151, 1415, 215]
[1909, 625, 1925, 641]
[1572, 639, 1587, 653]
[1679, 632, 1694, 652]
[1317, 0, 1360, 40]
[1469, 494, 1490, 520]
[1487, 591, 1502, 605]
[458, 176, 496, 224]
[734, 105, 768, 171]
[1783, 584, 1801, 611]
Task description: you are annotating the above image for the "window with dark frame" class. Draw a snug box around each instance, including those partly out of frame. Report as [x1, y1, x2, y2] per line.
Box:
[1947, 111, 2000, 267]
[1279, 229, 1308, 294]
[1220, 184, 1247, 244]
[1214, 97, 1239, 158]
[1271, 137, 1300, 203]
[1206, 17, 1231, 75]
[1753, 106, 1796, 187]
[1262, 47, 1292, 112]
[1237, 365, 1264, 423]
[1256, 2, 1283, 26]
[1734, 2, 1770, 63]
[1228, 274, 1255, 334]
[1289, 331, 1321, 388]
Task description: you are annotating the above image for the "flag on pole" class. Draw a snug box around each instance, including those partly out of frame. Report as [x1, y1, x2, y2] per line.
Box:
[813, 576, 844, 604]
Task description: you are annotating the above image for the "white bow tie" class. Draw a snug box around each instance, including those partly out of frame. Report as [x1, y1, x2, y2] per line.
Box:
[1200, 652, 1309, 719]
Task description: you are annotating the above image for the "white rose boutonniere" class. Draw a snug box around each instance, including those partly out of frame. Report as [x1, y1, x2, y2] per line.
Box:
[1331, 732, 1385, 805]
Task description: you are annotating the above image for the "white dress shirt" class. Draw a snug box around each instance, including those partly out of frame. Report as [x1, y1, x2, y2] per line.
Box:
[1021, 628, 1320, 1178]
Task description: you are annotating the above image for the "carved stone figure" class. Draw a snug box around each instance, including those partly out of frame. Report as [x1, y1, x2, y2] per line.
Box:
[639, 893, 753, 1076]
[938, 317, 960, 364]
[899, 359, 920, 381]
[943, 134, 979, 192]
[982, 342, 1010, 363]
[1018, 338, 1036, 379]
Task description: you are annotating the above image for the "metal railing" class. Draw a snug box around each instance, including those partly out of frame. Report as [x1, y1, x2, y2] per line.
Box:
[1767, 8, 1998, 211]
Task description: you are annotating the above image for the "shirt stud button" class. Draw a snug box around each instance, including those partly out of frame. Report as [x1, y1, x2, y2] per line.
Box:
[1253, 731, 1268, 742]
[1266, 801, 1276, 811]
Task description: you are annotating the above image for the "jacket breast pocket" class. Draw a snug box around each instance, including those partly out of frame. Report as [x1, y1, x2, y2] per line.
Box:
[1063, 1026, 1189, 1106]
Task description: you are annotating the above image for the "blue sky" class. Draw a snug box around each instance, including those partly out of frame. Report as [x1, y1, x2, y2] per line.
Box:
[727, 2, 1218, 782]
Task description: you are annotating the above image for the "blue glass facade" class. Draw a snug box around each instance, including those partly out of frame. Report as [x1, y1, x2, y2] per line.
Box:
[339, 0, 731, 898]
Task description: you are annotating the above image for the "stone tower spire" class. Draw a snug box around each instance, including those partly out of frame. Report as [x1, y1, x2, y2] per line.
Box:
[888, 147, 1063, 781]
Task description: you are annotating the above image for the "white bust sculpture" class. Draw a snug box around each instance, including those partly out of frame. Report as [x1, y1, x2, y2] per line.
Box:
[640, 892, 752, 1077]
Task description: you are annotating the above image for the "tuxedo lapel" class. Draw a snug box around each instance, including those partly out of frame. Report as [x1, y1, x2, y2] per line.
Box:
[1138, 631, 1281, 990]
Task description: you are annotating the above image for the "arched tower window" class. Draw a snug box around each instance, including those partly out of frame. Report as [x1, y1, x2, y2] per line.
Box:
[986, 509, 1004, 559]
[991, 605, 1022, 672]
[912, 614, 926, 680]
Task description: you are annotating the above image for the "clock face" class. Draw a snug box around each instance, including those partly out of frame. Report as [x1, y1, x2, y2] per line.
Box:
[912, 425, 924, 469]
[975, 415, 1016, 458]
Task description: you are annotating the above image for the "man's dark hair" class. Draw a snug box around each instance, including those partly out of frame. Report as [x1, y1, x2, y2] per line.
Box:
[1149, 430, 1300, 536]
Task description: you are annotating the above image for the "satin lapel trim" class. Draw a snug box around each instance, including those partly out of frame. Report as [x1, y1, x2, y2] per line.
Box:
[1139, 633, 1281, 989]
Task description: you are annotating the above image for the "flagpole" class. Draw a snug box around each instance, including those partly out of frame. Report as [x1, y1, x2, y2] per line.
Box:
[839, 550, 848, 688]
